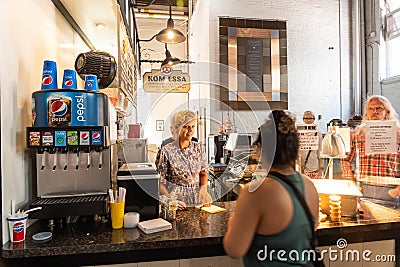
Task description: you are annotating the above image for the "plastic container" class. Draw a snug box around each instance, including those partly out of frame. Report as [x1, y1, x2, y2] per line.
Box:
[7, 214, 28, 243]
[110, 202, 125, 229]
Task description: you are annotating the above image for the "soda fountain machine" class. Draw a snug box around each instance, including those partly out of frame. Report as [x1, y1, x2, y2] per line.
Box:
[26, 87, 117, 219]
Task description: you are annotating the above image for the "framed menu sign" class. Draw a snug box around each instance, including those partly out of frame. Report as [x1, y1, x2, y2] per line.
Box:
[245, 38, 263, 92]
[219, 18, 288, 110]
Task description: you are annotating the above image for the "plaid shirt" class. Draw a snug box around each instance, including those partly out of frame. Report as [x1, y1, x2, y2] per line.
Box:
[341, 129, 400, 179]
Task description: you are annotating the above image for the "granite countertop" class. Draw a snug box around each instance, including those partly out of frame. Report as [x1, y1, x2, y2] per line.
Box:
[2, 202, 234, 260]
[2, 200, 400, 266]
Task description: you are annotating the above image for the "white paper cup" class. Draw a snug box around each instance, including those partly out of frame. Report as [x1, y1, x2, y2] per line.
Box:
[7, 215, 28, 243]
[124, 212, 140, 228]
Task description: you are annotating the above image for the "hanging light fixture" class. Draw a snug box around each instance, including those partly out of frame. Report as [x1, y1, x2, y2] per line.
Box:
[320, 125, 346, 158]
[161, 44, 181, 67]
[155, 0, 186, 44]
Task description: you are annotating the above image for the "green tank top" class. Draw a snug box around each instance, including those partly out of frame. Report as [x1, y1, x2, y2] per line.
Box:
[242, 172, 312, 266]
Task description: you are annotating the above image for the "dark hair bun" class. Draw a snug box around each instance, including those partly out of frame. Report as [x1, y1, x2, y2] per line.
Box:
[273, 110, 296, 135]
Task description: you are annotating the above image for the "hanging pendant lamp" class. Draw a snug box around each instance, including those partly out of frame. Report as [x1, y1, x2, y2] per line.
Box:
[161, 44, 181, 67]
[156, 1, 186, 44]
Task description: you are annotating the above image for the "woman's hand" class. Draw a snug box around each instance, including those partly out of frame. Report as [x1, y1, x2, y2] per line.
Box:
[200, 187, 212, 207]
[177, 200, 187, 210]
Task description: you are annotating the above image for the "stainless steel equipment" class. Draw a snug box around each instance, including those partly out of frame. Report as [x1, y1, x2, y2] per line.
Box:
[358, 176, 400, 208]
[117, 163, 159, 220]
[27, 89, 117, 219]
[35, 142, 114, 198]
[117, 138, 148, 164]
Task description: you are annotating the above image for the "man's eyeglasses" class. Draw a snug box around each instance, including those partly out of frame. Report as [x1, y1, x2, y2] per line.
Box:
[303, 117, 315, 120]
[368, 107, 385, 112]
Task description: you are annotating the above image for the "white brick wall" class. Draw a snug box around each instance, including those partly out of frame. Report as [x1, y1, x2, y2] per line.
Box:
[189, 0, 354, 133]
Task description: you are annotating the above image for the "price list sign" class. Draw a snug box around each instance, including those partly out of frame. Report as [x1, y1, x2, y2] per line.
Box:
[297, 124, 319, 151]
[366, 120, 396, 154]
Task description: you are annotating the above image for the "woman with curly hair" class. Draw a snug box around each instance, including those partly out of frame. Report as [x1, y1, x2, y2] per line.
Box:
[223, 110, 319, 266]
[156, 110, 212, 208]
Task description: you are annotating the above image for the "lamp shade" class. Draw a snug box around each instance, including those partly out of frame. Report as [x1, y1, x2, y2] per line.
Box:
[161, 49, 181, 67]
[155, 10, 186, 44]
[156, 26, 186, 44]
[320, 126, 346, 158]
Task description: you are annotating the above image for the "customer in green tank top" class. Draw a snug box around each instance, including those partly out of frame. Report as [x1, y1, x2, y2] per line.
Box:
[223, 110, 320, 266]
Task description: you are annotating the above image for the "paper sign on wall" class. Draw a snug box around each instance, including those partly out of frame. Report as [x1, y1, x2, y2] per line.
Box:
[297, 124, 319, 151]
[366, 120, 396, 155]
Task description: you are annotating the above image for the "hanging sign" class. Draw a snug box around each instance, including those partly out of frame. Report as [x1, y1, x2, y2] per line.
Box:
[143, 68, 190, 93]
[297, 124, 319, 151]
[366, 120, 396, 154]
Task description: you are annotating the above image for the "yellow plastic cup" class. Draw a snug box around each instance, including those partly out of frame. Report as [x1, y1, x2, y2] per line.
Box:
[110, 202, 125, 229]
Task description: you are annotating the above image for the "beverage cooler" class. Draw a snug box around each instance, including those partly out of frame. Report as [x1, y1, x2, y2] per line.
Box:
[26, 89, 117, 219]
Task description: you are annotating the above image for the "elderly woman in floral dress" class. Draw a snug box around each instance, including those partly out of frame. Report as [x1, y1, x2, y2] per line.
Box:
[156, 110, 212, 207]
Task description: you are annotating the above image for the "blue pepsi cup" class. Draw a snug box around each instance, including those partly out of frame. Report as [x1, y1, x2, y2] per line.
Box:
[84, 75, 99, 91]
[41, 60, 58, 89]
[62, 69, 77, 89]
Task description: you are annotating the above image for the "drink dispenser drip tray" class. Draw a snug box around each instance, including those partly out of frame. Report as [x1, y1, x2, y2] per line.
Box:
[29, 194, 108, 219]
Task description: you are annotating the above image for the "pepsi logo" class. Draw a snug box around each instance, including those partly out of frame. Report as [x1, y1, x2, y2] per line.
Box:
[51, 100, 68, 116]
[13, 222, 24, 233]
[42, 75, 53, 85]
[87, 82, 93, 87]
[64, 79, 73, 87]
[81, 132, 89, 140]
[92, 132, 101, 140]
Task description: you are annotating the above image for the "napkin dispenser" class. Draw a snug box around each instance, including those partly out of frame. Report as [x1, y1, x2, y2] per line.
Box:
[117, 163, 159, 220]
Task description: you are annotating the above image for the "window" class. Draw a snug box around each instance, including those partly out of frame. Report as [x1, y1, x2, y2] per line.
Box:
[386, 37, 400, 77]
[381, 0, 400, 78]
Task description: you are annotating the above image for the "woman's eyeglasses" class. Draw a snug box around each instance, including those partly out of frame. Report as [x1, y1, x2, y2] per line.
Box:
[182, 125, 196, 130]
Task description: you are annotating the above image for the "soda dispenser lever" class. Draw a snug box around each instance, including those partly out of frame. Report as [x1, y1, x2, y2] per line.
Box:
[86, 148, 91, 170]
[49, 148, 57, 171]
[64, 149, 69, 171]
[58, 148, 67, 171]
[96, 147, 103, 169]
[74, 148, 80, 170]
[38, 148, 46, 170]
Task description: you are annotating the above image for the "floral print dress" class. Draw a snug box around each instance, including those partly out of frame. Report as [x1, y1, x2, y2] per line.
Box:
[156, 141, 208, 206]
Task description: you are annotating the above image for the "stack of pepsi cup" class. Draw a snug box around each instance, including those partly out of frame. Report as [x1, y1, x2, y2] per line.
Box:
[41, 60, 98, 91]
[41, 60, 58, 89]
[62, 69, 77, 89]
[84, 75, 99, 91]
